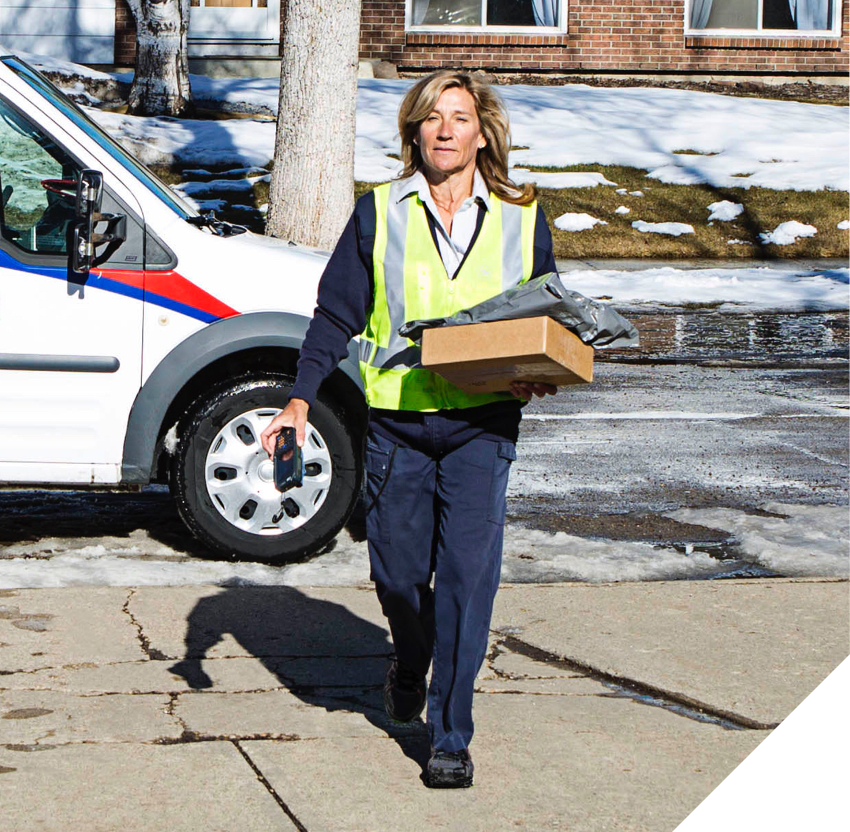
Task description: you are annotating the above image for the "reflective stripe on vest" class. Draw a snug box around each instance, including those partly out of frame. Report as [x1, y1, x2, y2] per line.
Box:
[359, 179, 537, 411]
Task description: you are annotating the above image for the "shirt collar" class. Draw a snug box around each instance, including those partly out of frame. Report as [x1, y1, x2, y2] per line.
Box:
[396, 169, 491, 211]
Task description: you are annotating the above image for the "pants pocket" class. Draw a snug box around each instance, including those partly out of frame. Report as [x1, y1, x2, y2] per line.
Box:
[365, 439, 392, 543]
[487, 441, 516, 525]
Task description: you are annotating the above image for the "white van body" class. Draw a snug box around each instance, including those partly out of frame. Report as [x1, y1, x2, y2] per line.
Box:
[0, 56, 365, 560]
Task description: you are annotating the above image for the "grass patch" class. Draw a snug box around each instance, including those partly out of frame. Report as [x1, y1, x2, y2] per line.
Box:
[358, 166, 847, 259]
[524, 165, 849, 259]
[153, 162, 849, 259]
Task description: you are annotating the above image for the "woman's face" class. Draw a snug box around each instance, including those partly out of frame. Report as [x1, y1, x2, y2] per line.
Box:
[416, 86, 486, 180]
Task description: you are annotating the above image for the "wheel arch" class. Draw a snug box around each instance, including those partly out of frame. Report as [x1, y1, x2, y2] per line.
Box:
[122, 311, 365, 484]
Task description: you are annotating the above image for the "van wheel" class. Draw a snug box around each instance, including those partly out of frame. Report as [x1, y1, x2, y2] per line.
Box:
[171, 375, 361, 562]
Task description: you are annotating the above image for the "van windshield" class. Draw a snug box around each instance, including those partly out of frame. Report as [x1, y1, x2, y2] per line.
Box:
[2, 57, 195, 220]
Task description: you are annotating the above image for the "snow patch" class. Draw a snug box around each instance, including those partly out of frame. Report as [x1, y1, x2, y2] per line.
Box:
[632, 220, 695, 237]
[164, 424, 179, 455]
[707, 200, 744, 222]
[629, 190, 644, 197]
[17, 49, 117, 81]
[838, 220, 850, 230]
[615, 205, 630, 215]
[0, 528, 373, 590]
[509, 170, 617, 189]
[0, 525, 743, 588]
[71, 74, 846, 192]
[666, 504, 849, 579]
[759, 221, 817, 246]
[501, 528, 730, 583]
[559, 265, 849, 310]
[554, 212, 608, 232]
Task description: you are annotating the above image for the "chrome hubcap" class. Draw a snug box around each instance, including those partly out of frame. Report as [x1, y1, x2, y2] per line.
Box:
[204, 407, 333, 536]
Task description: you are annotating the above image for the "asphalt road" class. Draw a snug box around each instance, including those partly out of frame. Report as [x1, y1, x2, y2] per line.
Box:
[508, 308, 848, 558]
[511, 360, 847, 531]
[0, 310, 847, 582]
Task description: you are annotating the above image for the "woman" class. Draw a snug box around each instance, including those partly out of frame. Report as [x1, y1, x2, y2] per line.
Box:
[261, 70, 557, 788]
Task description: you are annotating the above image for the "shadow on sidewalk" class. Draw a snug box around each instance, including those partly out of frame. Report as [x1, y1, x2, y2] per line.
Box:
[168, 584, 431, 775]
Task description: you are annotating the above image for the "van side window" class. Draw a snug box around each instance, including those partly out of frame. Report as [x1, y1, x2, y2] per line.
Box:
[0, 97, 80, 257]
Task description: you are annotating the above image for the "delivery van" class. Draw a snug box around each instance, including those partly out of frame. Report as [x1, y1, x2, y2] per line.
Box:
[0, 55, 366, 561]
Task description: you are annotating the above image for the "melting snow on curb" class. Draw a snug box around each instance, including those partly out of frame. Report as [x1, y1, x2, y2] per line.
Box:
[666, 503, 849, 579]
[0, 504, 846, 589]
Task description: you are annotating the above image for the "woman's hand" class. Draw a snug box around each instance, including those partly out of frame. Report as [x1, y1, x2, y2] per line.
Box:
[508, 381, 558, 401]
[260, 398, 309, 457]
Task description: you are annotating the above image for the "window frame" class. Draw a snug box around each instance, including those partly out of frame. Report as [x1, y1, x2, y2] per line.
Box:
[0, 89, 147, 270]
[405, 0, 568, 35]
[3, 57, 195, 221]
[0, 91, 85, 262]
[683, 0, 842, 38]
[188, 0, 280, 41]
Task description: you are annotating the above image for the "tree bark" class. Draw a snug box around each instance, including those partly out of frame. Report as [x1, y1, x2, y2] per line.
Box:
[266, 0, 362, 250]
[126, 0, 192, 116]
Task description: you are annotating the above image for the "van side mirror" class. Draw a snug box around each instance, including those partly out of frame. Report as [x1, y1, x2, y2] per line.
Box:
[76, 169, 103, 217]
[70, 169, 126, 278]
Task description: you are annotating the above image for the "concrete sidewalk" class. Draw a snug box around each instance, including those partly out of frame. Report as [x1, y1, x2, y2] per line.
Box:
[1, 578, 846, 831]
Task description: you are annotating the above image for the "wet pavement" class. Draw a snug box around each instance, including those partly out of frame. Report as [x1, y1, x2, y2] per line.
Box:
[604, 310, 847, 365]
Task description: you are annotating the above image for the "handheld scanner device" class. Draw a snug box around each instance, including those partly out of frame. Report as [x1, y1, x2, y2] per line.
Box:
[273, 427, 303, 492]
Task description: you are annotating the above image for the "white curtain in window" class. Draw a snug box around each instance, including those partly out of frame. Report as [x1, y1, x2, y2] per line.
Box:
[413, 0, 431, 25]
[532, 0, 558, 27]
[689, 0, 714, 28]
[788, 0, 830, 29]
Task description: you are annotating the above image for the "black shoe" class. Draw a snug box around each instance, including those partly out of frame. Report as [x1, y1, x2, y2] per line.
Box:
[383, 659, 426, 722]
[426, 748, 474, 789]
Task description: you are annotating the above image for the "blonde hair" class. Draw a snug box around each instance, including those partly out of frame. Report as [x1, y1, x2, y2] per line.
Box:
[397, 71, 536, 206]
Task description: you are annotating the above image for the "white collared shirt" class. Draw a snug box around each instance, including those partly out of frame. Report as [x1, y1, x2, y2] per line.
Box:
[396, 169, 490, 279]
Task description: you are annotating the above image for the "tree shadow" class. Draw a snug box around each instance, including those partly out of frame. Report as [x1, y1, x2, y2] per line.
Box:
[167, 584, 432, 775]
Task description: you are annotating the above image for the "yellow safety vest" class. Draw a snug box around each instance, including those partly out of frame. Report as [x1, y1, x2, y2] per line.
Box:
[359, 179, 538, 411]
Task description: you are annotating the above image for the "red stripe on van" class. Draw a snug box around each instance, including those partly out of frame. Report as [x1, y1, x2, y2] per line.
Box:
[97, 268, 239, 321]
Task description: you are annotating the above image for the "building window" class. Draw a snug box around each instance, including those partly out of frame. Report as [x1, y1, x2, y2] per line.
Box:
[686, 0, 839, 35]
[190, 1, 268, 7]
[407, 0, 565, 31]
[187, 0, 278, 40]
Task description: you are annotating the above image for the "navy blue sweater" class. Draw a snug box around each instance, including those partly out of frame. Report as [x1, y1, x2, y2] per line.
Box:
[289, 190, 558, 407]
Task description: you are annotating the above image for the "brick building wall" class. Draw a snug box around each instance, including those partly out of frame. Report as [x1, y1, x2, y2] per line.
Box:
[114, 1, 848, 76]
[114, 0, 136, 67]
[360, 0, 849, 76]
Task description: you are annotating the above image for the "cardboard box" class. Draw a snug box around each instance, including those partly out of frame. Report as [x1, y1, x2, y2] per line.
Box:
[421, 315, 593, 394]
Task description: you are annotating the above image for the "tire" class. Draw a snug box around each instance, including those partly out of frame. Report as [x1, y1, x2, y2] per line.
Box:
[171, 374, 362, 562]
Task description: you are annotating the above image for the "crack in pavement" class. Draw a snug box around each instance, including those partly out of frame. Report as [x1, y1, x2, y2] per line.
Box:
[154, 733, 302, 745]
[232, 739, 308, 831]
[122, 590, 169, 661]
[164, 692, 188, 737]
[3, 734, 304, 752]
[496, 633, 779, 731]
[598, 683, 748, 731]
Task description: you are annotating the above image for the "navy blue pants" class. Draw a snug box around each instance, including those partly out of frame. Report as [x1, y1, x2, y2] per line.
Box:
[365, 402, 521, 753]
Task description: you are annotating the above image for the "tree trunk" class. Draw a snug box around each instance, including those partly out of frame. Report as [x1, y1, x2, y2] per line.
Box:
[266, 0, 362, 250]
[126, 0, 192, 116]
